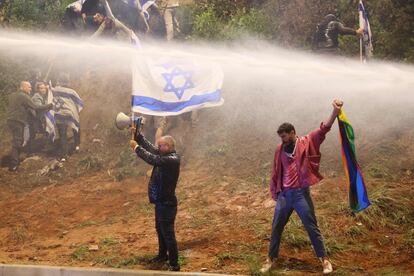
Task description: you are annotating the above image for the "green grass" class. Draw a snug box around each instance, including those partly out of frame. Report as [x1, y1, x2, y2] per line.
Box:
[137, 202, 153, 215]
[324, 239, 346, 256]
[117, 254, 187, 268]
[71, 245, 89, 261]
[344, 225, 366, 239]
[400, 228, 414, 251]
[178, 255, 188, 266]
[186, 208, 210, 229]
[282, 216, 311, 249]
[118, 255, 144, 267]
[11, 226, 28, 243]
[215, 251, 261, 272]
[355, 183, 412, 229]
[94, 255, 118, 266]
[77, 156, 103, 172]
[374, 267, 408, 276]
[206, 143, 231, 157]
[101, 237, 120, 247]
[76, 220, 98, 228]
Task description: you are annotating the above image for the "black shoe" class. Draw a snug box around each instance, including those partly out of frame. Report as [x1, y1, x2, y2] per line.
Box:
[148, 255, 168, 264]
[168, 264, 180, 271]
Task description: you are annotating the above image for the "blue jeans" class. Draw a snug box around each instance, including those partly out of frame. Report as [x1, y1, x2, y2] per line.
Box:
[268, 187, 326, 258]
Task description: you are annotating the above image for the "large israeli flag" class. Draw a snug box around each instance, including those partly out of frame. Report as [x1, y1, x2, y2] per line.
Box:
[358, 0, 373, 62]
[52, 86, 83, 132]
[45, 86, 57, 141]
[131, 56, 224, 116]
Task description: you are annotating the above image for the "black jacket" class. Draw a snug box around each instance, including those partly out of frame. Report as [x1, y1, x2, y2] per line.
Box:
[313, 20, 356, 51]
[135, 134, 180, 206]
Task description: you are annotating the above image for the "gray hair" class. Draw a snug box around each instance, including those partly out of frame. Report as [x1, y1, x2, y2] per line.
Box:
[161, 135, 176, 151]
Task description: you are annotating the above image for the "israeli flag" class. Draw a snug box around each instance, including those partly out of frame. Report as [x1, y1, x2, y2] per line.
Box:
[131, 56, 224, 116]
[52, 86, 83, 132]
[45, 86, 57, 141]
[358, 0, 373, 62]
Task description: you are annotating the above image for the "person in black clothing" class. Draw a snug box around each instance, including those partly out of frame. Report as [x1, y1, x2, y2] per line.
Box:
[130, 129, 180, 272]
[312, 14, 363, 55]
[6, 81, 53, 171]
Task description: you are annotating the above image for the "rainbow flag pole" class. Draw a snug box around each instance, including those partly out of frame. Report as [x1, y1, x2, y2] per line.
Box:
[338, 110, 370, 212]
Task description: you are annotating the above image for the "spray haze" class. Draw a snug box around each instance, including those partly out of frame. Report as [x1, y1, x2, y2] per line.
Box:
[1, 29, 414, 166]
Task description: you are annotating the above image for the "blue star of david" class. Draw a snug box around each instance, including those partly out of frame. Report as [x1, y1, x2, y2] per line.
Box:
[53, 97, 65, 112]
[162, 67, 194, 100]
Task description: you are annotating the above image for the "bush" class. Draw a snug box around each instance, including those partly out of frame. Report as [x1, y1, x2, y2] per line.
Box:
[3, 0, 72, 30]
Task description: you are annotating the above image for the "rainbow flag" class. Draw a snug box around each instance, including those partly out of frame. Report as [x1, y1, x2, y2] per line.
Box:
[338, 110, 370, 212]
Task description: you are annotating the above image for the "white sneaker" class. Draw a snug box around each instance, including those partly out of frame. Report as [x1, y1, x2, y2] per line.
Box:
[75, 146, 80, 152]
[322, 259, 333, 274]
[260, 258, 275, 273]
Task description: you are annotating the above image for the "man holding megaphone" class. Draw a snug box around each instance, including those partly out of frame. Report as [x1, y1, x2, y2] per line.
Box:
[129, 124, 181, 272]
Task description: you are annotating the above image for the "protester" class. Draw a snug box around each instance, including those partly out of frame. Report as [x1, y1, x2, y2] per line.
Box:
[260, 99, 344, 274]
[312, 14, 363, 54]
[63, 0, 85, 33]
[28, 69, 43, 96]
[130, 129, 181, 272]
[27, 82, 49, 154]
[91, 10, 136, 42]
[6, 81, 53, 171]
[53, 74, 82, 161]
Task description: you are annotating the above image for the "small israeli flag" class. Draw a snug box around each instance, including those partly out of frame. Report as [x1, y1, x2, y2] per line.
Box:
[52, 86, 83, 132]
[131, 56, 224, 116]
[358, 1, 373, 62]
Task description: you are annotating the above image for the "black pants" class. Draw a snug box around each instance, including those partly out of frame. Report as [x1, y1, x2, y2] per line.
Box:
[155, 204, 178, 266]
[7, 120, 24, 169]
[56, 124, 80, 158]
[56, 123, 68, 159]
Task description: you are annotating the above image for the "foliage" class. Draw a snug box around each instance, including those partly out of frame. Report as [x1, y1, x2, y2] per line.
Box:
[1, 0, 73, 30]
[182, 0, 414, 61]
[1, 0, 412, 60]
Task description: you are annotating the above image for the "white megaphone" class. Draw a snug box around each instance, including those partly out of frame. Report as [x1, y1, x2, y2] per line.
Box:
[115, 112, 145, 131]
[115, 112, 133, 130]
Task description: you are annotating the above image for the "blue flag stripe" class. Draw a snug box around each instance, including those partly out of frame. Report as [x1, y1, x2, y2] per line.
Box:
[53, 91, 84, 108]
[131, 90, 221, 112]
[54, 114, 81, 128]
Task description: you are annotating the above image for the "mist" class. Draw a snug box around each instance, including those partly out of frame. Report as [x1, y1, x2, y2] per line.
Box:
[1, 29, 414, 169]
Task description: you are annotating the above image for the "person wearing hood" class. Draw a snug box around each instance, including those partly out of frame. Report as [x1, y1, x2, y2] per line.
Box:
[312, 14, 363, 54]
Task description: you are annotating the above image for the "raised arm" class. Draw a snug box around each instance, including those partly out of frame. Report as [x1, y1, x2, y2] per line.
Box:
[324, 99, 343, 128]
[23, 94, 51, 111]
[91, 21, 106, 38]
[337, 22, 363, 36]
[130, 126, 158, 154]
[308, 99, 343, 148]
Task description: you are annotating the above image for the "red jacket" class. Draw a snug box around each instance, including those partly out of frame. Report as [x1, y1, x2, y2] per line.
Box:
[270, 123, 331, 199]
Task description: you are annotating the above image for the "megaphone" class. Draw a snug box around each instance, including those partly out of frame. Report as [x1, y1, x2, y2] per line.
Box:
[115, 112, 132, 130]
[115, 112, 145, 135]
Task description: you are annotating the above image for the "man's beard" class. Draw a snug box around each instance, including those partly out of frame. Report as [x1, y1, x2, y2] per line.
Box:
[283, 140, 295, 154]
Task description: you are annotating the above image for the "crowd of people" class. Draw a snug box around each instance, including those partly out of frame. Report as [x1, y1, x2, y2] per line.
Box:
[5, 74, 82, 172]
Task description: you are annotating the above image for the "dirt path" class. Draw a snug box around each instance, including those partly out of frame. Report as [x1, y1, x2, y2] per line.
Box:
[1, 166, 413, 275]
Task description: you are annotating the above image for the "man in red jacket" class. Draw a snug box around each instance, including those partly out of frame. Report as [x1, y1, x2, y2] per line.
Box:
[261, 99, 343, 274]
